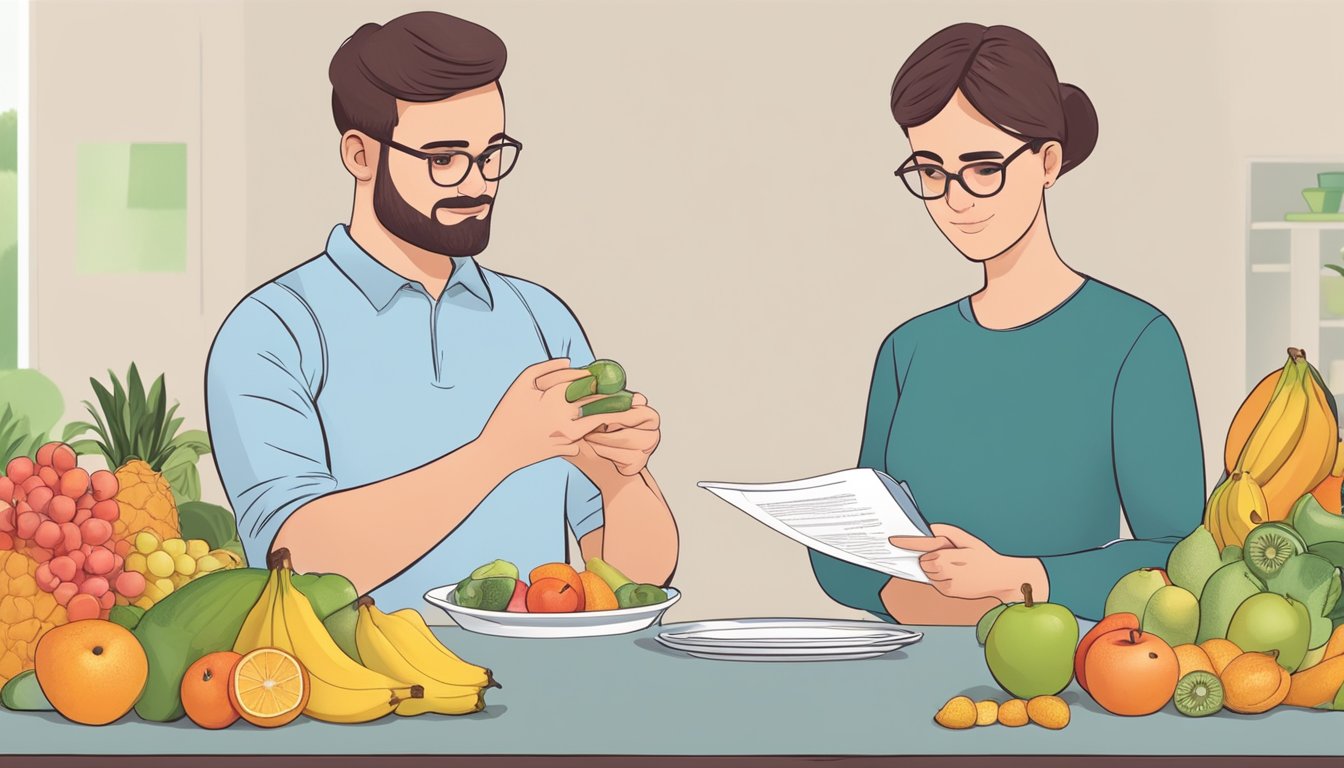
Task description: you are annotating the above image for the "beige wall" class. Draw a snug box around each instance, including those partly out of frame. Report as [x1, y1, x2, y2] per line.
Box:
[26, 0, 1344, 622]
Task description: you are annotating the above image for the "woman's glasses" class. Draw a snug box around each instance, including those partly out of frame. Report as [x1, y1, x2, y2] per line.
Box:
[894, 139, 1050, 200]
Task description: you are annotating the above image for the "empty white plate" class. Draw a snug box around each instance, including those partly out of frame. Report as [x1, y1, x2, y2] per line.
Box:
[655, 619, 922, 661]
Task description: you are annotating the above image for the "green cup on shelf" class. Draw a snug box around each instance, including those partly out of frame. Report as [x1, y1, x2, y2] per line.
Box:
[1319, 171, 1344, 190]
[1303, 187, 1344, 214]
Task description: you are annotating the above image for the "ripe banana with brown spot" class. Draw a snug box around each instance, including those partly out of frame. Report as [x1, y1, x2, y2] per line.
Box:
[1204, 472, 1269, 550]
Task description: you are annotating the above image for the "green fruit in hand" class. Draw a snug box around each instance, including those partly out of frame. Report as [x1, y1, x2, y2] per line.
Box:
[1105, 568, 1169, 619]
[984, 583, 1078, 699]
[1242, 523, 1307, 583]
[1226, 592, 1311, 672]
[1166, 526, 1222, 599]
[976, 603, 1011, 646]
[470, 559, 520, 582]
[1196, 560, 1264, 644]
[456, 577, 515, 611]
[581, 390, 634, 417]
[565, 360, 627, 402]
[615, 583, 667, 608]
[586, 557, 634, 592]
[1142, 585, 1200, 647]
[1221, 545, 1244, 566]
[0, 670, 52, 711]
[1173, 670, 1223, 717]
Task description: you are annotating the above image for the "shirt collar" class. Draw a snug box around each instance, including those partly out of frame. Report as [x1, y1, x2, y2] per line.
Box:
[324, 224, 494, 311]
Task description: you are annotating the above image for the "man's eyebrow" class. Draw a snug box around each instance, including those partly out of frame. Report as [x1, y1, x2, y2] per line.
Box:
[960, 150, 1003, 162]
[420, 139, 470, 150]
[912, 150, 943, 163]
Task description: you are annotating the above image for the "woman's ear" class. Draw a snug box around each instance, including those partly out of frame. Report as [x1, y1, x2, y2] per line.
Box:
[341, 131, 376, 182]
[1042, 140, 1063, 189]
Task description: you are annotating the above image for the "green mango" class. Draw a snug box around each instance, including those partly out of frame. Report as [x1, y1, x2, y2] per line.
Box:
[322, 601, 362, 664]
[470, 559, 519, 581]
[133, 566, 356, 722]
[615, 583, 666, 609]
[107, 604, 145, 631]
[1289, 493, 1344, 547]
[581, 391, 634, 417]
[1, 670, 52, 711]
[456, 577, 514, 611]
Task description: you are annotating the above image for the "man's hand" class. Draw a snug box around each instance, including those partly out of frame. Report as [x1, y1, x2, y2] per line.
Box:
[888, 524, 1049, 604]
[477, 358, 614, 471]
[571, 392, 661, 479]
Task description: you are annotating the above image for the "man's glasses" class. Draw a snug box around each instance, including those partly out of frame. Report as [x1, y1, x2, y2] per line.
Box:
[894, 139, 1050, 200]
[377, 135, 523, 187]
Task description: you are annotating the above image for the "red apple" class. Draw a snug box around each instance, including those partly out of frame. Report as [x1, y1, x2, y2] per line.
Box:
[506, 579, 528, 612]
[1074, 612, 1140, 692]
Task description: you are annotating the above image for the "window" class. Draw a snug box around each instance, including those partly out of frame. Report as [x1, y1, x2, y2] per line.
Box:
[0, 1, 25, 369]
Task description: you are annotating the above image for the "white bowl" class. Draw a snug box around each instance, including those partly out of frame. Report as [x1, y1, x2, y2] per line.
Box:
[424, 584, 682, 638]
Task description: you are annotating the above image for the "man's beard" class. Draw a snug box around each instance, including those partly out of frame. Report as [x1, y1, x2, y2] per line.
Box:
[372, 146, 494, 258]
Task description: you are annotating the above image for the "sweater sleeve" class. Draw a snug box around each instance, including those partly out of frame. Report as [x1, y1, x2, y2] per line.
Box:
[1040, 314, 1207, 620]
[809, 331, 902, 622]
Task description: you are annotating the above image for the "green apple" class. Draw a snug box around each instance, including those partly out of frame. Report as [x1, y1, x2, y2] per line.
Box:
[984, 584, 1079, 698]
[1197, 560, 1264, 644]
[1226, 592, 1311, 672]
[1104, 568, 1169, 619]
[975, 603, 1011, 646]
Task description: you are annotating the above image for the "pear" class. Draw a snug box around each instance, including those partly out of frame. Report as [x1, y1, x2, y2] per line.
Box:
[1142, 585, 1200, 647]
[1104, 568, 1169, 619]
[1196, 561, 1264, 644]
[1226, 593, 1311, 672]
[1167, 527, 1222, 599]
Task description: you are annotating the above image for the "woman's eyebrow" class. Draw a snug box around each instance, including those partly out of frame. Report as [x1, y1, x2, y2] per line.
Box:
[960, 150, 1004, 161]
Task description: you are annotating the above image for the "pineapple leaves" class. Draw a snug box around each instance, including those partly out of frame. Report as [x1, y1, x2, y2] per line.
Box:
[0, 406, 46, 466]
[161, 429, 212, 504]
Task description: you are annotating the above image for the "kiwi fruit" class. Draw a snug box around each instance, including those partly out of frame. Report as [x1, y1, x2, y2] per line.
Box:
[1174, 671, 1224, 717]
[1243, 522, 1307, 582]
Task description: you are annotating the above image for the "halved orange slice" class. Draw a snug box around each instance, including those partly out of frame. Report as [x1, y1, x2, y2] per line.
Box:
[228, 647, 309, 727]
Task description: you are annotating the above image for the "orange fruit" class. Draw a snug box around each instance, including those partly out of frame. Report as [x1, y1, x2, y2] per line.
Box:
[228, 647, 309, 728]
[579, 572, 618, 611]
[1074, 612, 1139, 692]
[1200, 638, 1243, 676]
[1222, 651, 1291, 713]
[34, 618, 148, 725]
[182, 651, 242, 729]
[526, 577, 582, 613]
[1083, 628, 1179, 716]
[1173, 644, 1216, 680]
[529, 563, 584, 606]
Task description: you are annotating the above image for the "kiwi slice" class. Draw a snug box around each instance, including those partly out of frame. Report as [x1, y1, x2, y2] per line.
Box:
[1174, 671, 1224, 717]
[1243, 523, 1308, 582]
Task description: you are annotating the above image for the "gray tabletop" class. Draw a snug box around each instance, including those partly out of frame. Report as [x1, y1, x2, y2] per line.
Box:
[2, 621, 1342, 764]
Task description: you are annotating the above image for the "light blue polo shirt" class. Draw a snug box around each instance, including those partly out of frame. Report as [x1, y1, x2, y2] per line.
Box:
[205, 224, 604, 610]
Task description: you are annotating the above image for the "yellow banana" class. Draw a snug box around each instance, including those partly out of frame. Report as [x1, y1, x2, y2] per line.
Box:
[235, 550, 422, 724]
[355, 601, 487, 694]
[1202, 478, 1230, 550]
[395, 686, 485, 717]
[1205, 472, 1268, 550]
[1238, 360, 1309, 483]
[365, 602, 494, 688]
[1261, 365, 1339, 521]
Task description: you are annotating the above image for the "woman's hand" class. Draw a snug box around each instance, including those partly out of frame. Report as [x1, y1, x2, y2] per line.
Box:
[888, 524, 1050, 604]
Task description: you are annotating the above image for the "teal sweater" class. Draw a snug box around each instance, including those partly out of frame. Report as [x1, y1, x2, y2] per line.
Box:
[810, 277, 1206, 621]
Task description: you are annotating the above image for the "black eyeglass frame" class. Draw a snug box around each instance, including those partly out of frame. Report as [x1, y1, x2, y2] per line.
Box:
[894, 138, 1056, 200]
[376, 135, 524, 187]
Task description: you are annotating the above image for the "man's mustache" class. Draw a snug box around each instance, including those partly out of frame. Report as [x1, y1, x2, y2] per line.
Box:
[433, 195, 495, 212]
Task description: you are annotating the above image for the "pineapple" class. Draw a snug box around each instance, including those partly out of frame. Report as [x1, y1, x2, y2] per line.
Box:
[62, 364, 212, 545]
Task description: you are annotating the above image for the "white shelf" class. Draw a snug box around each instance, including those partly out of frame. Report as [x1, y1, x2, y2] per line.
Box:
[1250, 263, 1290, 273]
[1252, 221, 1344, 230]
[1323, 319, 1344, 328]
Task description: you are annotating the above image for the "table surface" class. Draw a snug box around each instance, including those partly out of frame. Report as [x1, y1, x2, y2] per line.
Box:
[3, 620, 1343, 766]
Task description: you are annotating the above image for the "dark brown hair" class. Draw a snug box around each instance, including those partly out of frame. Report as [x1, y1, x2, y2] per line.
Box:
[890, 23, 1098, 176]
[329, 11, 507, 138]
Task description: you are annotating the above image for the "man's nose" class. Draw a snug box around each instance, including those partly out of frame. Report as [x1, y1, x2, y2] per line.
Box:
[457, 163, 489, 198]
[944, 180, 975, 214]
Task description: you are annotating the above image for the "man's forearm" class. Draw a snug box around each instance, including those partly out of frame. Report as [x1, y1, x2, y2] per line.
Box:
[594, 469, 678, 586]
[272, 437, 516, 595]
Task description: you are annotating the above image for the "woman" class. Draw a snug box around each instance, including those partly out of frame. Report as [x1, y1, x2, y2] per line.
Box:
[809, 23, 1205, 624]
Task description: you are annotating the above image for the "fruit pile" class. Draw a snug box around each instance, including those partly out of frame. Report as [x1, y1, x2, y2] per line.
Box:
[124, 530, 244, 609]
[0, 548, 497, 727]
[456, 557, 668, 613]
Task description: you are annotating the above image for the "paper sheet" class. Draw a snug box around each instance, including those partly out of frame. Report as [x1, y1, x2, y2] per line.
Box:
[697, 468, 934, 583]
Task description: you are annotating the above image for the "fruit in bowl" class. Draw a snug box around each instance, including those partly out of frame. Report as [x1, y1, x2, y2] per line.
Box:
[452, 557, 669, 613]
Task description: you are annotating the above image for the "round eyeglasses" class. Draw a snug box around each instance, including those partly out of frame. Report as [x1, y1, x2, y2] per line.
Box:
[377, 135, 523, 187]
[894, 139, 1052, 200]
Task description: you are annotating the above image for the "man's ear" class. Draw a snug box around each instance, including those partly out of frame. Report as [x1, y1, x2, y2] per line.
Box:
[1042, 140, 1063, 189]
[341, 131, 376, 182]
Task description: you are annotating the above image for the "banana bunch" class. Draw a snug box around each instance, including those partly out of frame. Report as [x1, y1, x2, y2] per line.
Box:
[233, 550, 421, 724]
[1209, 349, 1340, 548]
[354, 597, 494, 716]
